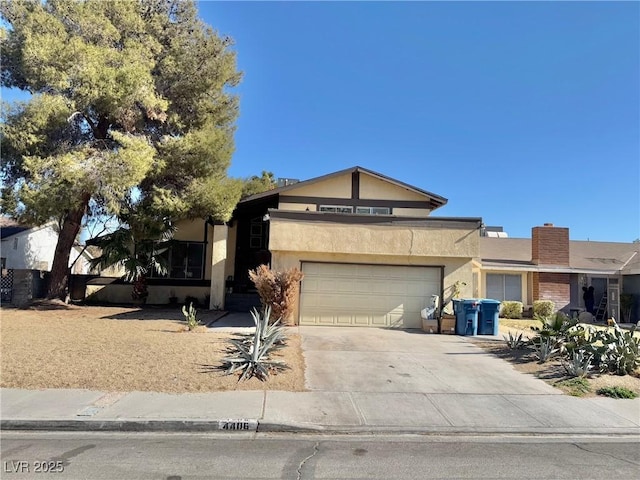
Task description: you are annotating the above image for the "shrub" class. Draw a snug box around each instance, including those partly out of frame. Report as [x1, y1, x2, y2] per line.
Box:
[555, 377, 591, 397]
[596, 386, 638, 399]
[533, 300, 555, 318]
[501, 301, 523, 319]
[221, 307, 288, 381]
[181, 303, 200, 331]
[249, 265, 304, 325]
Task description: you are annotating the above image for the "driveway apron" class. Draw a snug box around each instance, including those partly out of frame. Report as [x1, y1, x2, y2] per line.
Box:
[299, 327, 560, 395]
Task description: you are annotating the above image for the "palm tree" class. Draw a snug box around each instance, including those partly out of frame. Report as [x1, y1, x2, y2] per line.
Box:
[89, 212, 174, 302]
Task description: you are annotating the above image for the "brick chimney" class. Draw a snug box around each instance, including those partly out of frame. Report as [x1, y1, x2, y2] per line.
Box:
[532, 223, 569, 266]
[531, 223, 571, 311]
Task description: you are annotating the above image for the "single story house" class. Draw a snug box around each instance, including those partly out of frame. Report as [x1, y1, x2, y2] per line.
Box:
[476, 224, 640, 323]
[87, 166, 481, 327]
[0, 218, 93, 274]
[1, 217, 97, 304]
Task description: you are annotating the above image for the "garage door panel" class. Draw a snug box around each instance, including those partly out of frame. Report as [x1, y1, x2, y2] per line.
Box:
[300, 263, 441, 328]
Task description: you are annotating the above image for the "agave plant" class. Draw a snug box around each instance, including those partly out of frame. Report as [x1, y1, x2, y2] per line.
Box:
[562, 349, 593, 378]
[532, 312, 592, 357]
[532, 336, 559, 363]
[503, 331, 528, 350]
[221, 307, 288, 381]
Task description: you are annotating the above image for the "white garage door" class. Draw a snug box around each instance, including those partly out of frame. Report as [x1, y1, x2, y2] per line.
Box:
[299, 263, 441, 328]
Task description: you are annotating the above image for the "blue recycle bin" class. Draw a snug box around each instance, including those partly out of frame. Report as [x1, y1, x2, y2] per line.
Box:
[478, 299, 501, 335]
[453, 299, 481, 336]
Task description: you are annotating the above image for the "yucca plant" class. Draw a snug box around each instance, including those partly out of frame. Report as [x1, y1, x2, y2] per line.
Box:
[503, 331, 528, 350]
[182, 303, 199, 331]
[221, 307, 288, 381]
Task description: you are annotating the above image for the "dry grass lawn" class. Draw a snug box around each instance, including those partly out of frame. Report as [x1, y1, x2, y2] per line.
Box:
[0, 304, 306, 393]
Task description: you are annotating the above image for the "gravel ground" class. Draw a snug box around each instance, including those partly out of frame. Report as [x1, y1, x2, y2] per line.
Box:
[0, 304, 305, 393]
[470, 323, 640, 397]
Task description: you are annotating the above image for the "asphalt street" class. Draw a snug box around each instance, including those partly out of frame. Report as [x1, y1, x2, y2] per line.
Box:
[1, 432, 639, 480]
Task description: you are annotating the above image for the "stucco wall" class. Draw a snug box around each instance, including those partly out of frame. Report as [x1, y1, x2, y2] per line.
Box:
[269, 218, 479, 258]
[173, 219, 206, 241]
[283, 174, 351, 198]
[359, 173, 430, 201]
[86, 284, 210, 305]
[1, 227, 58, 270]
[392, 208, 431, 217]
[279, 202, 316, 211]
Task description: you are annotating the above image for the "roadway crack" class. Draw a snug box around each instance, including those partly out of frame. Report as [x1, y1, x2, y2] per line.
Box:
[296, 441, 320, 480]
[571, 443, 640, 466]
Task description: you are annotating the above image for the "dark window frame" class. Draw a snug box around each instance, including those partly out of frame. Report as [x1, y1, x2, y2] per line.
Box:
[149, 241, 205, 280]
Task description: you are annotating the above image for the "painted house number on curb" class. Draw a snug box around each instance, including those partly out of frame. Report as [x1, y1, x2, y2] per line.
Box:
[218, 419, 257, 431]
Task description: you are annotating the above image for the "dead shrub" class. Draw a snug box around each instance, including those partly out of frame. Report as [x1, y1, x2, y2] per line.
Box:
[248, 265, 304, 325]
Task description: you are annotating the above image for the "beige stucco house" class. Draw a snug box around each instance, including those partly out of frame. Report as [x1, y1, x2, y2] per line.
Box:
[87, 166, 482, 328]
[85, 166, 640, 325]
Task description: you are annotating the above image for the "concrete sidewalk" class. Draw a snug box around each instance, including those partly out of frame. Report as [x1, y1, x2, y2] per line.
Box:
[2, 387, 639, 435]
[2, 324, 639, 436]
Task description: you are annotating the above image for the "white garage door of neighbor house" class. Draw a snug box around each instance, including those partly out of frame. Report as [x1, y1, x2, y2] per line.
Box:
[299, 263, 441, 328]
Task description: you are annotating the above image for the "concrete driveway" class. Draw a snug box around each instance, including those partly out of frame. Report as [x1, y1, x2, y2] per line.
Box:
[299, 326, 560, 395]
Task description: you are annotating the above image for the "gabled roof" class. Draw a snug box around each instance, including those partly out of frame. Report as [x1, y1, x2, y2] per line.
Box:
[239, 166, 448, 207]
[0, 217, 32, 239]
[480, 237, 640, 275]
[0, 226, 31, 239]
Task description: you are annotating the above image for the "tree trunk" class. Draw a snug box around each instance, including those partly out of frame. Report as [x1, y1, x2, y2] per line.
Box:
[46, 194, 90, 300]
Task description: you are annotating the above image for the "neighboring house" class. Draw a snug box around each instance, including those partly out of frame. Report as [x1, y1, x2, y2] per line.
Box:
[0, 218, 93, 274]
[87, 166, 482, 328]
[476, 223, 640, 322]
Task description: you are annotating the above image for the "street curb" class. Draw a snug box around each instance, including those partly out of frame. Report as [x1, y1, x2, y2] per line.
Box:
[3, 420, 640, 437]
[1, 420, 240, 433]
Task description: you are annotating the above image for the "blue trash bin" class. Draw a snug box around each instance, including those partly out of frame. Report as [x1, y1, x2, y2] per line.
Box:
[478, 299, 501, 335]
[454, 299, 480, 336]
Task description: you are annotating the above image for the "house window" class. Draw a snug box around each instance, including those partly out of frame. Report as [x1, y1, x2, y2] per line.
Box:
[319, 205, 354, 214]
[356, 206, 391, 215]
[249, 218, 267, 249]
[150, 242, 204, 279]
[486, 274, 522, 302]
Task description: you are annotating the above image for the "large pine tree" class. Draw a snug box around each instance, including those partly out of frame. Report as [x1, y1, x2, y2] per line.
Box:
[1, 0, 243, 299]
